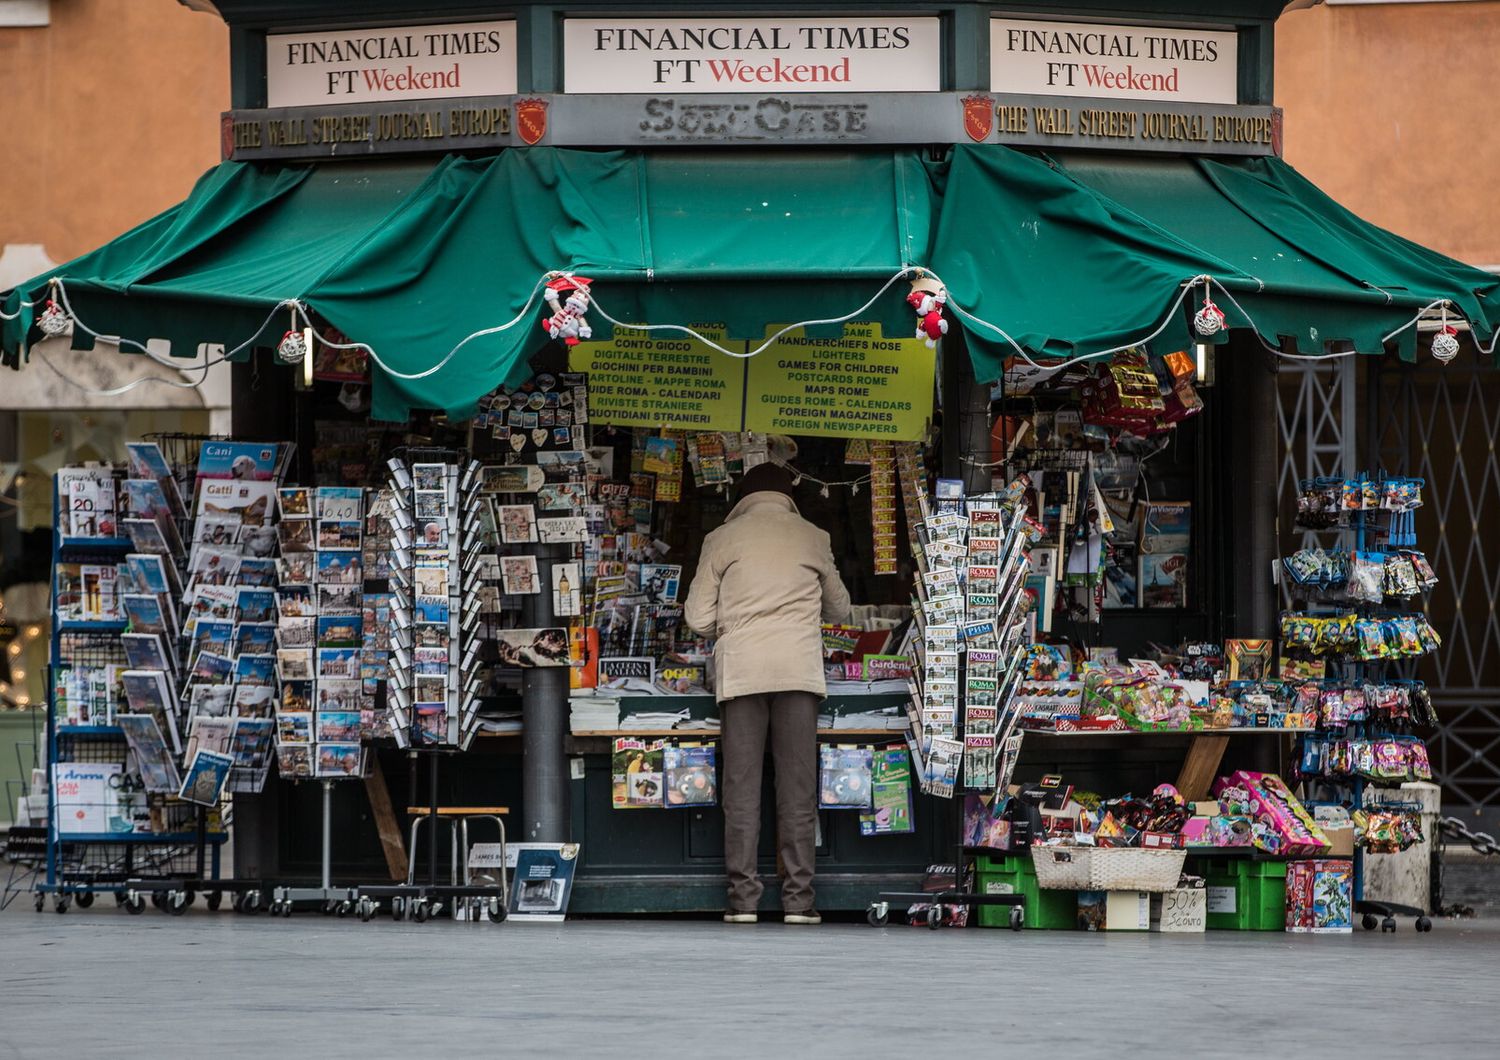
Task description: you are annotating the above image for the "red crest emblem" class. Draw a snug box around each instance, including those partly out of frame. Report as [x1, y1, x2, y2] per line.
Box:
[516, 98, 549, 146]
[961, 94, 994, 143]
[220, 113, 236, 160]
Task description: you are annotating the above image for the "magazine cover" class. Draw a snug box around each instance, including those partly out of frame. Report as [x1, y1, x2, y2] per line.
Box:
[196, 441, 279, 481]
[197, 479, 276, 526]
[505, 843, 581, 921]
[859, 749, 914, 836]
[640, 564, 682, 604]
[121, 632, 172, 673]
[1138, 552, 1188, 609]
[116, 714, 182, 794]
[819, 746, 875, 809]
[126, 553, 179, 596]
[122, 593, 173, 637]
[613, 738, 665, 808]
[178, 749, 235, 806]
[1139, 500, 1191, 554]
[663, 744, 717, 807]
[121, 669, 174, 714]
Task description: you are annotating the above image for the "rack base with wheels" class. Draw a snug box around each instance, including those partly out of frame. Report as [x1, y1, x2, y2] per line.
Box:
[866, 888, 1025, 931]
[1356, 898, 1433, 933]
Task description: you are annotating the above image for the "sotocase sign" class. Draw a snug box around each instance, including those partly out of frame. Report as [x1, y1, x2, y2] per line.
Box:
[267, 20, 517, 107]
[991, 18, 1237, 104]
[563, 17, 940, 93]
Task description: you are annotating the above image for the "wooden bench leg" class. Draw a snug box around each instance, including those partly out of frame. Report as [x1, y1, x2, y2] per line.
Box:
[364, 754, 408, 882]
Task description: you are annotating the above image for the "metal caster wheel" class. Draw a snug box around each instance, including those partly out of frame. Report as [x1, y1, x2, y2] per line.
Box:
[1416, 916, 1433, 933]
[336, 900, 352, 918]
[1362, 914, 1379, 931]
[1382, 917, 1397, 933]
[486, 897, 507, 923]
[1009, 906, 1025, 932]
[411, 900, 431, 923]
[123, 892, 146, 916]
[232, 893, 245, 913]
[113, 890, 128, 907]
[75, 891, 95, 909]
[282, 900, 294, 918]
[206, 891, 223, 912]
[33, 892, 44, 913]
[165, 891, 189, 916]
[150, 891, 167, 912]
[55, 894, 71, 914]
[866, 903, 889, 927]
[926, 903, 943, 930]
[357, 897, 377, 922]
[391, 897, 407, 922]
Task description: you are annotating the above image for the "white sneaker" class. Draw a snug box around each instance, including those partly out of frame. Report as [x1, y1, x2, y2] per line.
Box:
[723, 911, 758, 924]
[783, 910, 822, 925]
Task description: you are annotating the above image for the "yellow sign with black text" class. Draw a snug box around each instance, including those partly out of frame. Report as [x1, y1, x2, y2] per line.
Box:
[744, 323, 934, 440]
[569, 326, 744, 432]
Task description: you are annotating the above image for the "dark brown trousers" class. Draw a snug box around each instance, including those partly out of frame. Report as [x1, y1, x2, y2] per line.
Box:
[720, 691, 819, 914]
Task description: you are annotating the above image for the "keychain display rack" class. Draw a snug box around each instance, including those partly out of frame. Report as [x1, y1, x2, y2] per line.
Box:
[1284, 472, 1438, 934]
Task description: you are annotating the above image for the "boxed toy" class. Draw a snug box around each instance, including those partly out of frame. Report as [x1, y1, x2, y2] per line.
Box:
[1285, 858, 1353, 933]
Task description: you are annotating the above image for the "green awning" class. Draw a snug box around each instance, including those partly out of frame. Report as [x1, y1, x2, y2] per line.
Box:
[934, 145, 1500, 380]
[8, 144, 1498, 419]
[4, 149, 938, 421]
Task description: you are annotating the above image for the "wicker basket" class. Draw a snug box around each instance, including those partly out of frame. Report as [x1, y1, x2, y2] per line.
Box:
[1030, 845, 1094, 890]
[1088, 848, 1187, 892]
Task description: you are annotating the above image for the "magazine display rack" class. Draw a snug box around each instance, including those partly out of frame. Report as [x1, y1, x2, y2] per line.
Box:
[41, 469, 228, 913]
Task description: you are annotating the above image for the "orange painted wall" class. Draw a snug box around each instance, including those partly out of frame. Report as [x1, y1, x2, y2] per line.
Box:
[1277, 1, 1500, 269]
[0, 0, 227, 264]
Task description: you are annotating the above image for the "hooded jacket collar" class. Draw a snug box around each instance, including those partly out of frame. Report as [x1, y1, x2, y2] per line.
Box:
[726, 491, 798, 522]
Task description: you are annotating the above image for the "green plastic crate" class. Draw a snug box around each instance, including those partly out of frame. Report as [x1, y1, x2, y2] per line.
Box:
[1192, 857, 1287, 930]
[975, 853, 1078, 929]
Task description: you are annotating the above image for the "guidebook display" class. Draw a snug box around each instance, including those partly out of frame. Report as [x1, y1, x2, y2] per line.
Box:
[903, 478, 1038, 798]
[383, 455, 486, 750]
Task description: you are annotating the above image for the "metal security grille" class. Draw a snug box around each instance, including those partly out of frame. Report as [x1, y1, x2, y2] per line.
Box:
[1370, 359, 1500, 816]
[1275, 358, 1357, 603]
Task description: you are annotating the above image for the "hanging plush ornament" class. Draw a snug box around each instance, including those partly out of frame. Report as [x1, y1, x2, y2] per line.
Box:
[36, 298, 70, 338]
[542, 276, 593, 346]
[906, 274, 948, 348]
[276, 328, 308, 365]
[1193, 290, 1226, 337]
[1431, 324, 1460, 364]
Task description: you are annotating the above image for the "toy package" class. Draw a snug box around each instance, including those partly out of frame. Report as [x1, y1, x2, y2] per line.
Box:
[1285, 858, 1353, 933]
[1214, 770, 1330, 856]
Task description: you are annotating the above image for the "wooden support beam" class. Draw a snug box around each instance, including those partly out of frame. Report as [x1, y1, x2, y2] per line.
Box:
[364, 754, 408, 882]
[1176, 734, 1231, 802]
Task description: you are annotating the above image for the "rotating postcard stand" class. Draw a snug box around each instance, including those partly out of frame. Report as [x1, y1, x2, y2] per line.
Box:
[348, 451, 508, 924]
[866, 493, 1035, 930]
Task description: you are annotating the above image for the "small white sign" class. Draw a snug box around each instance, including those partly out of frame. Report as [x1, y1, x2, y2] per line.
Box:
[267, 20, 518, 107]
[563, 17, 941, 93]
[468, 842, 507, 869]
[1206, 885, 1237, 914]
[991, 18, 1237, 104]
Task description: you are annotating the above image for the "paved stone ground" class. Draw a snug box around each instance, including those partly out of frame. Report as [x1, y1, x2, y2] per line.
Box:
[2, 900, 1497, 1059]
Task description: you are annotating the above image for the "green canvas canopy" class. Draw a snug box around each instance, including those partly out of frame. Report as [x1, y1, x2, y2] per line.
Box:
[7, 144, 1497, 420]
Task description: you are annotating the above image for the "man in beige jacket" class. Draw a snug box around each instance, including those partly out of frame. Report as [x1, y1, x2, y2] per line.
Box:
[685, 462, 852, 925]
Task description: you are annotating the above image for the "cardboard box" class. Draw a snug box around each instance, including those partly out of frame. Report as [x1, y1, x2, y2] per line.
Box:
[1078, 890, 1150, 931]
[1321, 824, 1355, 858]
[1151, 887, 1207, 932]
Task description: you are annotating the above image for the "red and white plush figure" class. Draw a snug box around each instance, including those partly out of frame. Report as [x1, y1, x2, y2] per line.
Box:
[542, 276, 593, 346]
[906, 277, 948, 347]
